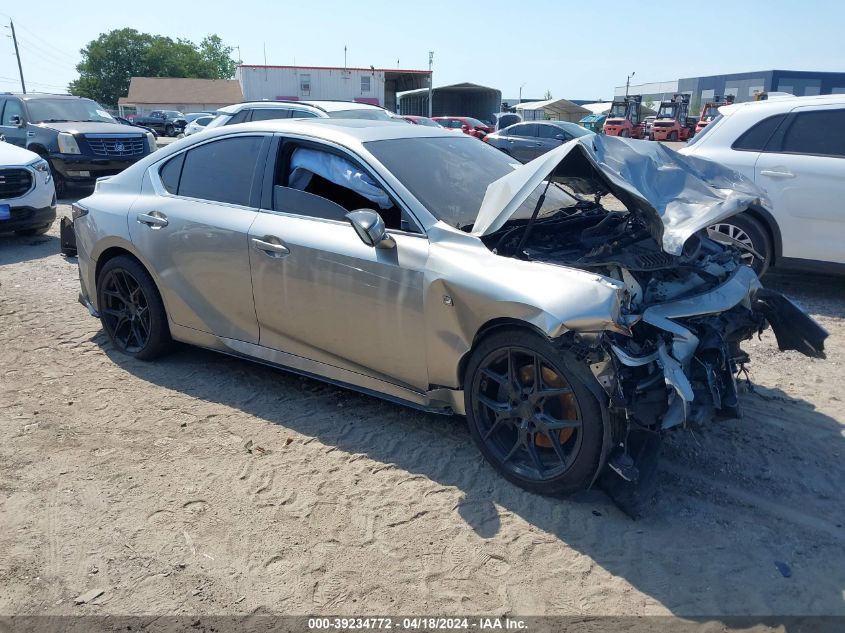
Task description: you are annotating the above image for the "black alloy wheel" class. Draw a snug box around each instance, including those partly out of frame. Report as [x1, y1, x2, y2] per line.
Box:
[465, 330, 604, 495]
[96, 256, 171, 360]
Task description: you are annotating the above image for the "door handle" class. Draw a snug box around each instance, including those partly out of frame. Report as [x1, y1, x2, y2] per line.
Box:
[760, 169, 795, 179]
[251, 237, 290, 257]
[535, 142, 543, 146]
[136, 212, 168, 228]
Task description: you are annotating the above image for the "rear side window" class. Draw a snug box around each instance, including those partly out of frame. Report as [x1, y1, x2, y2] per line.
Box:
[731, 114, 786, 151]
[159, 153, 184, 194]
[779, 109, 845, 157]
[538, 125, 565, 140]
[226, 109, 249, 125]
[250, 108, 291, 122]
[509, 124, 537, 137]
[176, 136, 264, 206]
[290, 109, 319, 119]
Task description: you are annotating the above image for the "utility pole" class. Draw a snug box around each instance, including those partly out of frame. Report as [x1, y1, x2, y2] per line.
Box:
[625, 71, 635, 97]
[427, 51, 433, 118]
[344, 45, 347, 70]
[10, 20, 26, 94]
[519, 82, 526, 103]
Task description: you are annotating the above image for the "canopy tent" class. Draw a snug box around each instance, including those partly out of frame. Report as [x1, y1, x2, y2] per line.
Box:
[515, 99, 591, 122]
[581, 102, 613, 115]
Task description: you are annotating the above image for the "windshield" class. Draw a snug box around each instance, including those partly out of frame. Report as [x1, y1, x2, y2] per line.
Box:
[328, 108, 394, 120]
[701, 105, 719, 120]
[608, 103, 627, 118]
[414, 117, 442, 127]
[657, 104, 677, 119]
[365, 135, 576, 229]
[26, 98, 115, 124]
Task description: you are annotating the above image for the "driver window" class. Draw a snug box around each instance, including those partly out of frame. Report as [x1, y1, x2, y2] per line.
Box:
[273, 144, 417, 232]
[2, 99, 23, 126]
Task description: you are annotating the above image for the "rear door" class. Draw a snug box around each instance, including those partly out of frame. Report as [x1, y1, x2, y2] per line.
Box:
[754, 105, 845, 263]
[0, 98, 27, 148]
[503, 123, 539, 162]
[129, 133, 270, 342]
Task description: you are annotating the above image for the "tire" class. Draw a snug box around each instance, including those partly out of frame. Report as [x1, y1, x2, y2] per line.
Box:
[165, 125, 174, 137]
[15, 223, 51, 236]
[464, 329, 605, 496]
[620, 129, 629, 138]
[96, 255, 172, 360]
[710, 213, 772, 277]
[649, 133, 655, 141]
[668, 131, 678, 141]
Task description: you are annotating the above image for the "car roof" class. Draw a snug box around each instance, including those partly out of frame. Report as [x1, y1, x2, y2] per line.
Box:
[216, 100, 387, 114]
[196, 118, 457, 145]
[720, 93, 845, 116]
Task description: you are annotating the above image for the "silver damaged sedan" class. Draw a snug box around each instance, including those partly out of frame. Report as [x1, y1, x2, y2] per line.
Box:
[71, 120, 827, 511]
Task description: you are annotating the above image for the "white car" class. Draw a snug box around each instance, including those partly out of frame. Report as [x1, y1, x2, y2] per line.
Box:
[680, 94, 845, 275]
[0, 140, 56, 235]
[205, 100, 397, 130]
[183, 115, 215, 136]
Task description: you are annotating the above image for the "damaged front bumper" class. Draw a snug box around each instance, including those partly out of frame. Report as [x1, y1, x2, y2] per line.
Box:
[600, 265, 826, 431]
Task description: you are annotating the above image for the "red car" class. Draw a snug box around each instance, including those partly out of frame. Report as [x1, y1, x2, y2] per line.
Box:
[401, 115, 444, 127]
[431, 116, 493, 138]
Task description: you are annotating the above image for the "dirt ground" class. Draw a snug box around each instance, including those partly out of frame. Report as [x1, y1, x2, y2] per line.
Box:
[1, 197, 844, 619]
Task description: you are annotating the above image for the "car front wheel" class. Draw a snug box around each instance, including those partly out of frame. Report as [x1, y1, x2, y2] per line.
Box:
[709, 214, 772, 276]
[96, 255, 172, 360]
[165, 124, 174, 137]
[464, 329, 604, 496]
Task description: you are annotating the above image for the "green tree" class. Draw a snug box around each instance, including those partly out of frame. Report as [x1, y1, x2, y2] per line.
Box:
[544, 89, 553, 100]
[69, 28, 237, 107]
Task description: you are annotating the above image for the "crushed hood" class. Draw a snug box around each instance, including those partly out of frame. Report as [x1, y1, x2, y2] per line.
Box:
[472, 135, 770, 256]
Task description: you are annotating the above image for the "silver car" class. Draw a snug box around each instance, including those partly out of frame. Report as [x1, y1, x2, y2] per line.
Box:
[71, 120, 826, 510]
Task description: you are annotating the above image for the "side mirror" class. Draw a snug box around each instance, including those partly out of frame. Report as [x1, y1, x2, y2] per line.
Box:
[345, 209, 395, 249]
[10, 115, 24, 128]
[555, 133, 566, 140]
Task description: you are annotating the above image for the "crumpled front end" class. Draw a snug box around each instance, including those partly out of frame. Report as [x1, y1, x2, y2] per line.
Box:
[475, 135, 828, 511]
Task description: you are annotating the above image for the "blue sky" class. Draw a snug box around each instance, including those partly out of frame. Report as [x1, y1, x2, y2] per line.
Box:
[2, 0, 844, 101]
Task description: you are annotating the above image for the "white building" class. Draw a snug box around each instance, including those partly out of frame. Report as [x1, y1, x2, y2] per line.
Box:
[236, 64, 431, 112]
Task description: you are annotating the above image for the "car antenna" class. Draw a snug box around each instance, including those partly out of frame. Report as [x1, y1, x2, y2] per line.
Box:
[513, 177, 553, 259]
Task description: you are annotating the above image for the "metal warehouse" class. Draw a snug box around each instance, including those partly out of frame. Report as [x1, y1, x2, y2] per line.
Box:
[398, 83, 502, 123]
[236, 64, 431, 113]
[615, 69, 845, 112]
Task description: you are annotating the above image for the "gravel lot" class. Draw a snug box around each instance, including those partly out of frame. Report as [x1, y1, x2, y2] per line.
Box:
[1, 195, 844, 619]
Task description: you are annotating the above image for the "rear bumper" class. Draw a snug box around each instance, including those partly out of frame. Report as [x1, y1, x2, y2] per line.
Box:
[0, 204, 57, 233]
[51, 154, 148, 183]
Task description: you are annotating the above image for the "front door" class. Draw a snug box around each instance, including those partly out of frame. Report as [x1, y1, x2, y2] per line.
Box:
[128, 134, 269, 342]
[0, 98, 27, 148]
[248, 142, 429, 390]
[505, 124, 540, 162]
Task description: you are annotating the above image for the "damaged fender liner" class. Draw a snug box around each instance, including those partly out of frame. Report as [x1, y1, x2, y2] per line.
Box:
[753, 289, 828, 358]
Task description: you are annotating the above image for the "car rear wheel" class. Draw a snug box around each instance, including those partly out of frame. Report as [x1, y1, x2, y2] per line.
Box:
[96, 256, 172, 360]
[464, 329, 604, 496]
[165, 124, 175, 137]
[620, 129, 629, 138]
[710, 214, 772, 276]
[668, 131, 678, 141]
[15, 223, 51, 236]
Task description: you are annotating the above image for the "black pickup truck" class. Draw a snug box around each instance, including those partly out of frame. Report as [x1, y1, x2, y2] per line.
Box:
[132, 110, 187, 137]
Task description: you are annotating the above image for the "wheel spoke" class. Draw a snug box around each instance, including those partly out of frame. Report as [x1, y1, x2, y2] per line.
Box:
[480, 367, 508, 388]
[502, 436, 523, 464]
[478, 394, 513, 416]
[532, 353, 543, 395]
[525, 435, 545, 476]
[540, 428, 568, 467]
[537, 412, 581, 429]
[538, 386, 573, 398]
[483, 415, 507, 441]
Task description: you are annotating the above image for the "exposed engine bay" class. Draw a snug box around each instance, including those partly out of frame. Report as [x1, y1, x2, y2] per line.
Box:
[475, 136, 829, 513]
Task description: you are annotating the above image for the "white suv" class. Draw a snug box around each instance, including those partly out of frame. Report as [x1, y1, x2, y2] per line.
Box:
[205, 100, 398, 130]
[0, 141, 56, 235]
[681, 94, 845, 275]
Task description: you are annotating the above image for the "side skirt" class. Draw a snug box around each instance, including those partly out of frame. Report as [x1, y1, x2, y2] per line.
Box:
[168, 322, 464, 416]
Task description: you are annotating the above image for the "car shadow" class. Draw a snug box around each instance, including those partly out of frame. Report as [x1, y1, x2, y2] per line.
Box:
[0, 231, 59, 265]
[94, 336, 845, 622]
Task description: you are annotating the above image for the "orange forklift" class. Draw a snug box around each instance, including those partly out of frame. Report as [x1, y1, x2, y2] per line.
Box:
[602, 95, 644, 138]
[650, 93, 696, 141]
[695, 94, 734, 134]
